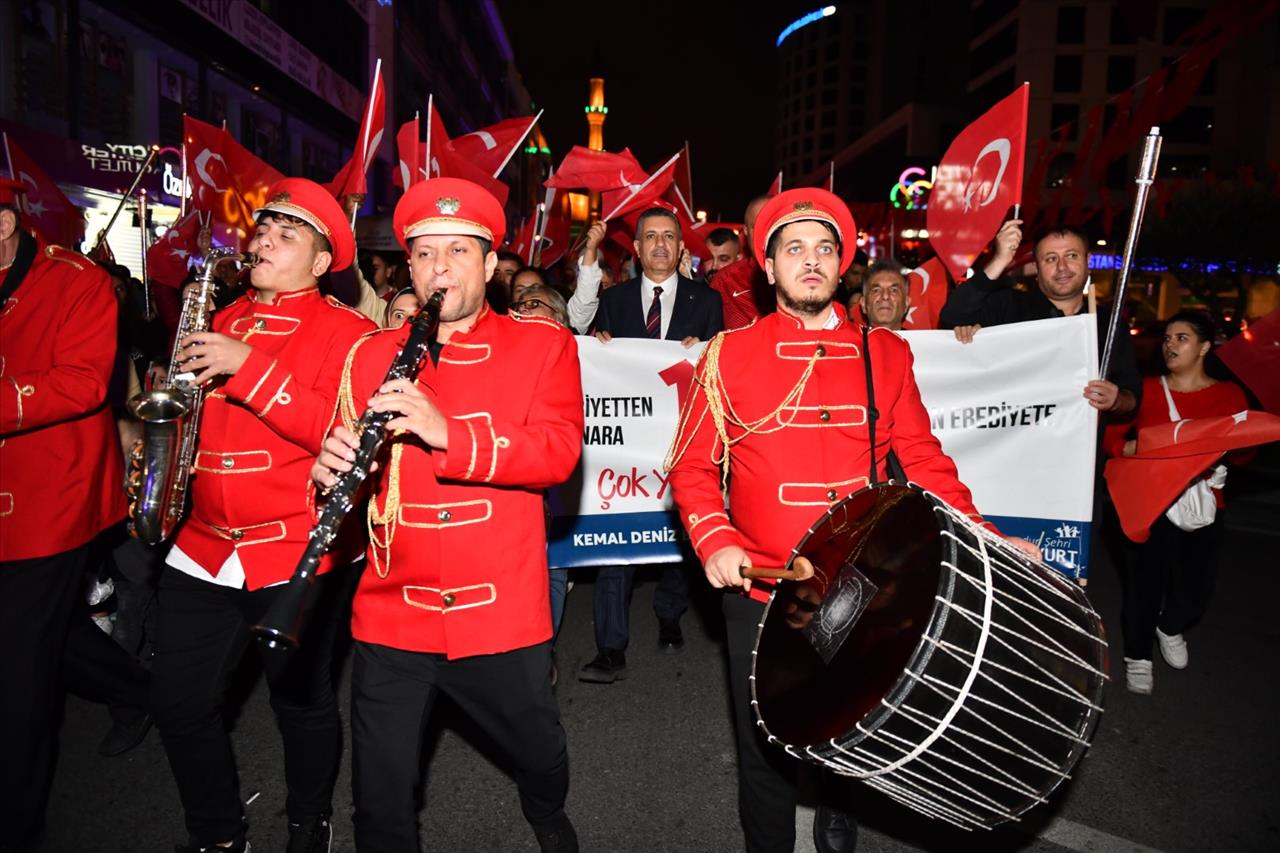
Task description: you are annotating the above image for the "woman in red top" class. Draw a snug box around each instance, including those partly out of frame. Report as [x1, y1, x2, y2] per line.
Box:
[1114, 310, 1248, 695]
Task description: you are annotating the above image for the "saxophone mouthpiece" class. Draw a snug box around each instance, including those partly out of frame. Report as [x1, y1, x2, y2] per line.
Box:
[241, 251, 260, 267]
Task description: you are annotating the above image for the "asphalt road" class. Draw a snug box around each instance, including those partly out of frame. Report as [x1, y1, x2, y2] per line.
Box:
[42, 481, 1280, 852]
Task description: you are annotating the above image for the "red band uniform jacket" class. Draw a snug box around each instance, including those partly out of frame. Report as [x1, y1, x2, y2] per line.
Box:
[1, 240, 125, 561]
[667, 306, 993, 604]
[337, 307, 583, 659]
[171, 287, 375, 587]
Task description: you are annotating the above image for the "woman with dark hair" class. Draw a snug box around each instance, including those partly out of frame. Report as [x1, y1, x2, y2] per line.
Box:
[1113, 310, 1249, 695]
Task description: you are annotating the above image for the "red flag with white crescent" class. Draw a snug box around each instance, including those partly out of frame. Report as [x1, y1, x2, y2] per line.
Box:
[394, 115, 423, 189]
[927, 83, 1029, 281]
[451, 112, 541, 177]
[2, 132, 84, 247]
[1217, 309, 1280, 415]
[146, 209, 203, 287]
[900, 256, 950, 331]
[600, 153, 680, 223]
[325, 59, 386, 199]
[183, 116, 283, 250]
[545, 146, 647, 192]
[423, 99, 510, 207]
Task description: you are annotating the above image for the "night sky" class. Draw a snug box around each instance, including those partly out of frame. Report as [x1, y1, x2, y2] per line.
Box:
[494, 0, 818, 222]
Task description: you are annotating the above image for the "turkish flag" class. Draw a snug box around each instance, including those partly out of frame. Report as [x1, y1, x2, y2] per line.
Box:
[767, 171, 782, 197]
[451, 113, 540, 177]
[927, 83, 1029, 281]
[183, 116, 283, 250]
[1217, 309, 1280, 414]
[2, 132, 84, 247]
[901, 257, 950, 331]
[600, 152, 679, 223]
[1104, 410, 1280, 542]
[147, 209, 203, 287]
[325, 59, 386, 199]
[536, 197, 572, 268]
[423, 99, 509, 207]
[545, 145, 647, 192]
[393, 116, 423, 189]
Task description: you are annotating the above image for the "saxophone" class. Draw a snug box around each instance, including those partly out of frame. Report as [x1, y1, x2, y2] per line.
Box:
[125, 248, 258, 544]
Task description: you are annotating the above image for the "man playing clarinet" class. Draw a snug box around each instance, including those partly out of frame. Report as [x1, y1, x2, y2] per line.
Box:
[311, 177, 584, 853]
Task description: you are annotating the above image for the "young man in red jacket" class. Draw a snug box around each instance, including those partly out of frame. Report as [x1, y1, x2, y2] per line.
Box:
[312, 177, 584, 853]
[151, 178, 375, 853]
[0, 179, 127, 853]
[667, 188, 1039, 853]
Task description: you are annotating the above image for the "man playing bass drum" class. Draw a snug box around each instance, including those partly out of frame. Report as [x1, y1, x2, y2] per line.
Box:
[665, 188, 1040, 853]
[311, 177, 584, 853]
[150, 178, 375, 853]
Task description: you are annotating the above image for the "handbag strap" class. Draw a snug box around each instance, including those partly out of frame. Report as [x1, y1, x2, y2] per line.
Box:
[1159, 376, 1182, 421]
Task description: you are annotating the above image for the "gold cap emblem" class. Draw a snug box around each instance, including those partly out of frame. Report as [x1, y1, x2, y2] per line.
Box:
[792, 200, 814, 211]
[436, 196, 461, 215]
[269, 191, 291, 204]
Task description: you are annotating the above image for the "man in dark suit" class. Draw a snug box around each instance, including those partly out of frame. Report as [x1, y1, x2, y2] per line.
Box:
[580, 206, 724, 683]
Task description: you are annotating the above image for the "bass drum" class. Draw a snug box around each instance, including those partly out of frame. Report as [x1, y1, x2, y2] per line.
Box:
[751, 483, 1108, 830]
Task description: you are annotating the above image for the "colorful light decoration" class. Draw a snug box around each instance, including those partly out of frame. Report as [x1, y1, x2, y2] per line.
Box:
[889, 166, 935, 210]
[777, 6, 837, 47]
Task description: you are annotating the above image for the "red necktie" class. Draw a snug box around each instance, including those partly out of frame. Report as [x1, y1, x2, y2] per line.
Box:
[646, 286, 663, 339]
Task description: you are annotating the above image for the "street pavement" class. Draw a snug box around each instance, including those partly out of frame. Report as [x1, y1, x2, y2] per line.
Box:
[43, 473, 1280, 852]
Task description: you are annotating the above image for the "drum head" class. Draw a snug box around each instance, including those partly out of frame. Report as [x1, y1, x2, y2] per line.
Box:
[753, 483, 948, 747]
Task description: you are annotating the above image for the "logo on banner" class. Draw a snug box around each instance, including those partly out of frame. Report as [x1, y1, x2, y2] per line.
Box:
[961, 138, 1011, 211]
[1037, 522, 1085, 572]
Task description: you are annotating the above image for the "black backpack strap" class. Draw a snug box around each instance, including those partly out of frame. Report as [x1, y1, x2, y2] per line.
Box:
[863, 324, 879, 484]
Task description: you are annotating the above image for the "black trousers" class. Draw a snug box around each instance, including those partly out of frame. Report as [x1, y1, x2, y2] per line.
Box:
[591, 562, 689, 651]
[149, 565, 352, 845]
[351, 640, 570, 853]
[1123, 514, 1223, 661]
[724, 593, 801, 853]
[0, 545, 90, 853]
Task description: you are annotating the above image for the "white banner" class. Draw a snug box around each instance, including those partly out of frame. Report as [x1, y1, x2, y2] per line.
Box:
[549, 316, 1099, 579]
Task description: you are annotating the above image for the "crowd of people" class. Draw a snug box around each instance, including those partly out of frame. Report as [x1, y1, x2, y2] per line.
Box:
[0, 166, 1262, 853]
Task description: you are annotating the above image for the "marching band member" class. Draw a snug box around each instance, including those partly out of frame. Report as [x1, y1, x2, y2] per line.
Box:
[0, 178, 126, 853]
[665, 188, 1039, 853]
[150, 178, 375, 853]
[311, 177, 584, 853]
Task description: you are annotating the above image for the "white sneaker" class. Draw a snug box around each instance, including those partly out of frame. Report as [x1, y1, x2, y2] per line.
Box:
[1156, 629, 1188, 669]
[1125, 658, 1153, 694]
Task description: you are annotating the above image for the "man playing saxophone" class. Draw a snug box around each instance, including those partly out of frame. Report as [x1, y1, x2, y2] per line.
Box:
[149, 178, 374, 853]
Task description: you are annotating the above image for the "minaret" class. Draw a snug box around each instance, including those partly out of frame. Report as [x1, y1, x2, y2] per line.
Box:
[586, 77, 607, 151]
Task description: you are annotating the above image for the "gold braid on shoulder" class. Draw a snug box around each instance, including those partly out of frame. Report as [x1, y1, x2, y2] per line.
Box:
[335, 335, 404, 579]
[664, 333, 822, 491]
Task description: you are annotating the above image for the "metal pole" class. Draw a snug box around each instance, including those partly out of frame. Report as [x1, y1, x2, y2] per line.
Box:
[1099, 127, 1162, 380]
[138, 189, 153, 320]
[91, 147, 158, 257]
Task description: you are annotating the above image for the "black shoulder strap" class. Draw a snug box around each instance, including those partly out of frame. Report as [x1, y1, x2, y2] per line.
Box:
[863, 324, 879, 484]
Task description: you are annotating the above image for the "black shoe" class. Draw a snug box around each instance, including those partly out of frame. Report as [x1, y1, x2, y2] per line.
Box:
[98, 709, 153, 757]
[657, 619, 684, 653]
[174, 837, 249, 853]
[286, 813, 331, 853]
[813, 804, 858, 853]
[578, 649, 627, 683]
[534, 814, 579, 853]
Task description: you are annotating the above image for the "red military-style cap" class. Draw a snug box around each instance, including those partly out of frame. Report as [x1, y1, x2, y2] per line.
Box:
[252, 177, 355, 272]
[0, 178, 27, 208]
[753, 188, 859, 275]
[394, 177, 505, 250]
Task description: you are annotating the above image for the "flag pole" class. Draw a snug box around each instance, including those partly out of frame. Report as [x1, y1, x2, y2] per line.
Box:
[2, 132, 15, 181]
[566, 152, 682, 260]
[1100, 127, 1162, 380]
[91, 146, 159, 257]
[425, 95, 435, 180]
[492, 109, 544, 180]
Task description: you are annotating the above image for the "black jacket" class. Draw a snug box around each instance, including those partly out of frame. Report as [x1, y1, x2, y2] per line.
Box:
[594, 274, 724, 341]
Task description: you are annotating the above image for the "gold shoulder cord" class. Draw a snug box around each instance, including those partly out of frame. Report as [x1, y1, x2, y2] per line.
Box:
[336, 336, 403, 579]
[664, 334, 821, 491]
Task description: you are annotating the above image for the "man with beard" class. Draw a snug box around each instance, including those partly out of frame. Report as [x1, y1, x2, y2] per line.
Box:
[579, 206, 723, 682]
[939, 221, 1139, 415]
[666, 188, 1040, 853]
[311, 177, 583, 853]
[702, 227, 741, 279]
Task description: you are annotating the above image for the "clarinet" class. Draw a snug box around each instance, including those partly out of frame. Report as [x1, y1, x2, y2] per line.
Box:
[253, 289, 445, 650]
